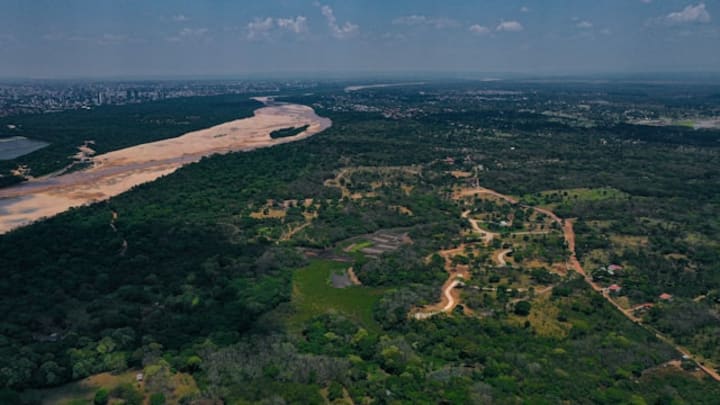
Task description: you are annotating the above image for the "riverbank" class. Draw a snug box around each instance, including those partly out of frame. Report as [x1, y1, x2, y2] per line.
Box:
[0, 100, 331, 234]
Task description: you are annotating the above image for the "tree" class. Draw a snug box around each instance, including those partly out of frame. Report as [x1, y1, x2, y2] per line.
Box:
[94, 388, 109, 405]
[150, 392, 166, 405]
[327, 381, 344, 401]
[185, 355, 202, 372]
[112, 383, 143, 405]
[514, 301, 532, 316]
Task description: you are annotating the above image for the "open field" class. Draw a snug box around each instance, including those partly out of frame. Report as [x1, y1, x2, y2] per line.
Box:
[520, 187, 628, 208]
[21, 370, 199, 405]
[289, 260, 385, 332]
[21, 371, 138, 405]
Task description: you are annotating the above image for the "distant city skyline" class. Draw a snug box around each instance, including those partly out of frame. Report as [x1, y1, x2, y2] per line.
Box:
[0, 0, 719, 78]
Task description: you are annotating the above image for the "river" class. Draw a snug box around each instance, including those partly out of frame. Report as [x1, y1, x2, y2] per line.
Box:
[0, 99, 331, 234]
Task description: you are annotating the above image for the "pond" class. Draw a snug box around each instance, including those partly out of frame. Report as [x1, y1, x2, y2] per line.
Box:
[0, 136, 49, 160]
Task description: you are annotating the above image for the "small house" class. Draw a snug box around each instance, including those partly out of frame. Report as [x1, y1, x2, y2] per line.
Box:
[608, 264, 623, 272]
[632, 303, 654, 314]
[608, 284, 622, 294]
[136, 373, 144, 382]
[659, 293, 673, 301]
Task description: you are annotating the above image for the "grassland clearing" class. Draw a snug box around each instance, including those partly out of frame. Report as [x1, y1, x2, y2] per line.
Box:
[520, 187, 628, 208]
[21, 370, 198, 405]
[508, 294, 571, 338]
[288, 260, 385, 333]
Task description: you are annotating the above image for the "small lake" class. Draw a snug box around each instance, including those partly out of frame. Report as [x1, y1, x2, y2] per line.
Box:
[0, 136, 49, 160]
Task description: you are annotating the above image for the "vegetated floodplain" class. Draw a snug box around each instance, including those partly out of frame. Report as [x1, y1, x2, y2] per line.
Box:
[270, 124, 310, 139]
[0, 101, 330, 234]
[2, 79, 720, 403]
[0, 95, 264, 179]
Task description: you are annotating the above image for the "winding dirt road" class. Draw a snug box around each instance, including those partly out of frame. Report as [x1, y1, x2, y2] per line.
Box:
[414, 184, 720, 382]
[0, 99, 331, 234]
[453, 186, 720, 382]
[412, 244, 471, 319]
[494, 248, 513, 267]
[462, 210, 498, 244]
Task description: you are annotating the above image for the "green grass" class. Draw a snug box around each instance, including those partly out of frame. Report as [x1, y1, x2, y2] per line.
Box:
[21, 371, 137, 405]
[22, 369, 199, 404]
[349, 240, 374, 252]
[674, 120, 696, 128]
[288, 260, 385, 333]
[520, 187, 628, 207]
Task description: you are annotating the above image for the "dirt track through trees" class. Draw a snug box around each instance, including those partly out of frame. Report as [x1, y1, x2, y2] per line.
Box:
[416, 184, 720, 382]
[494, 248, 513, 267]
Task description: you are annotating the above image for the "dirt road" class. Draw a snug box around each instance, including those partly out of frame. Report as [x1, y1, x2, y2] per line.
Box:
[454, 187, 518, 204]
[460, 185, 720, 382]
[494, 248, 513, 267]
[422, 184, 720, 381]
[412, 243, 473, 319]
[462, 210, 498, 245]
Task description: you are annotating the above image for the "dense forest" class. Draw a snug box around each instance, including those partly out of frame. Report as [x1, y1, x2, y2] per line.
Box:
[2, 81, 720, 403]
[0, 95, 263, 181]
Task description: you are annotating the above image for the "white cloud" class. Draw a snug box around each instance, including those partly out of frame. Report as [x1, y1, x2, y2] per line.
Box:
[392, 15, 458, 29]
[469, 24, 490, 35]
[172, 14, 190, 22]
[640, 0, 652, 3]
[319, 4, 359, 39]
[276, 16, 308, 34]
[664, 3, 711, 24]
[496, 21, 524, 32]
[179, 28, 208, 37]
[166, 27, 209, 42]
[246, 17, 275, 40]
[576, 20, 593, 29]
[520, 6, 530, 13]
[245, 16, 308, 40]
[393, 15, 427, 25]
[42, 32, 145, 46]
[97, 33, 129, 45]
[43, 32, 135, 45]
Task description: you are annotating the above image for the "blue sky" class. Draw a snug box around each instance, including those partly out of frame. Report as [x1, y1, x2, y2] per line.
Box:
[0, 0, 718, 78]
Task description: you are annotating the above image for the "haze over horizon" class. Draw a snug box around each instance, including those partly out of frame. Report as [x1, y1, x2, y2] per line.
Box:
[1, 0, 719, 78]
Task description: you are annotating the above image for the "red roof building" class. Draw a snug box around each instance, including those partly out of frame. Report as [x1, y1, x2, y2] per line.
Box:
[608, 284, 622, 293]
[659, 293, 673, 301]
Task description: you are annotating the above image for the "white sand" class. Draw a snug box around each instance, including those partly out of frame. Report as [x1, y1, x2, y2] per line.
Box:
[0, 102, 331, 234]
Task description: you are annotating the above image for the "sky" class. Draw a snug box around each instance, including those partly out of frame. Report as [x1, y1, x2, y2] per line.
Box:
[0, 0, 719, 78]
